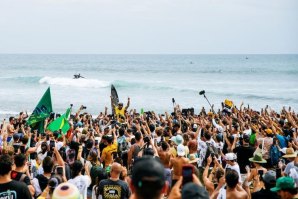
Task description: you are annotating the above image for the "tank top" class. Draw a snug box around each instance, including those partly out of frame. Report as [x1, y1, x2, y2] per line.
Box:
[132, 144, 141, 160]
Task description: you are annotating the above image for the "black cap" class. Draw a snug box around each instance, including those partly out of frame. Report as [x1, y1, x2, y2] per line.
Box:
[132, 157, 165, 189]
[243, 134, 250, 143]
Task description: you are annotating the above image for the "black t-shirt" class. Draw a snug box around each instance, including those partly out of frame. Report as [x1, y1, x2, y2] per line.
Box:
[98, 179, 130, 199]
[10, 171, 31, 185]
[251, 188, 279, 199]
[233, 145, 255, 173]
[0, 180, 32, 199]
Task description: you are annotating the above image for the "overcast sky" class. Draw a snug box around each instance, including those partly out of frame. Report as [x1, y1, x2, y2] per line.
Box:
[0, 0, 297, 54]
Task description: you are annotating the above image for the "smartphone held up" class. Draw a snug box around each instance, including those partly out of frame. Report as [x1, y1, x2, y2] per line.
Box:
[182, 165, 194, 186]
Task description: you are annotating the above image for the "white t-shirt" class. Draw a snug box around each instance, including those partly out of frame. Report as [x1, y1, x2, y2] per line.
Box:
[68, 175, 91, 199]
[225, 163, 242, 182]
[197, 138, 208, 167]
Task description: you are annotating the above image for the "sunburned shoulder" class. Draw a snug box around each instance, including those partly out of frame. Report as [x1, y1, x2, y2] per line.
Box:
[227, 191, 248, 199]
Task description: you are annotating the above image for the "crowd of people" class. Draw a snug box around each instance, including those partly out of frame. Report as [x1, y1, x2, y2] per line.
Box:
[0, 98, 298, 199]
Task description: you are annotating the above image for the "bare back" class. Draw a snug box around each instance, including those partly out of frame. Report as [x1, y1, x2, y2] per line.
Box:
[171, 157, 189, 180]
[226, 188, 248, 199]
[158, 150, 171, 168]
[227, 191, 248, 199]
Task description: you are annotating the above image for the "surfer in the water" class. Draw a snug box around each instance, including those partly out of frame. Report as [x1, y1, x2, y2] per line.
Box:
[111, 97, 130, 121]
[73, 73, 85, 79]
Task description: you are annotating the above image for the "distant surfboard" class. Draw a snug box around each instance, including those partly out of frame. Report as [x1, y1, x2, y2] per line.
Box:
[111, 84, 119, 116]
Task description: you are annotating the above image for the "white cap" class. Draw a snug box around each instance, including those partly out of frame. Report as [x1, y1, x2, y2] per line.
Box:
[225, 153, 237, 161]
[177, 144, 185, 157]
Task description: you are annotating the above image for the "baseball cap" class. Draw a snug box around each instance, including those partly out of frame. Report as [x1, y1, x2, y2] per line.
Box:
[270, 177, 296, 192]
[243, 134, 250, 143]
[263, 170, 276, 184]
[177, 144, 185, 157]
[225, 153, 237, 161]
[132, 157, 165, 190]
[182, 182, 209, 199]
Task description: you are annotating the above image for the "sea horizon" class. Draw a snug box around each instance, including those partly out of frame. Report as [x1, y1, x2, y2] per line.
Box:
[1, 54, 297, 119]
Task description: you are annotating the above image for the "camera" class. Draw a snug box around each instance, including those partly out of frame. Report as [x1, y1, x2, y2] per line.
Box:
[199, 90, 205, 95]
[81, 106, 87, 110]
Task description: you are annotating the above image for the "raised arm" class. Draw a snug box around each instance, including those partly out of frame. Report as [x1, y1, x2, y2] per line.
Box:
[125, 97, 130, 110]
[203, 156, 215, 193]
[54, 145, 65, 166]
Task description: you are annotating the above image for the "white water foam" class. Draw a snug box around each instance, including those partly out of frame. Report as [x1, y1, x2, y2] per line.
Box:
[0, 110, 19, 115]
[39, 76, 110, 88]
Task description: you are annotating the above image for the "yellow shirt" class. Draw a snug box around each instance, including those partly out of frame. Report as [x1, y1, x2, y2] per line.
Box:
[115, 107, 125, 120]
[101, 142, 118, 166]
[170, 147, 177, 157]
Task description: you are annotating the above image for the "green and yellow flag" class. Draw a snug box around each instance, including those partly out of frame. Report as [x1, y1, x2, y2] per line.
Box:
[27, 87, 53, 133]
[47, 108, 71, 134]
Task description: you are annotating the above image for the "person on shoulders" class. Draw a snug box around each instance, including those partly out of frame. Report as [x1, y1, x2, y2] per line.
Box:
[112, 97, 130, 121]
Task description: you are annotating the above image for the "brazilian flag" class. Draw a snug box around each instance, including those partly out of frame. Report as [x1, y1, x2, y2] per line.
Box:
[27, 87, 53, 134]
[47, 108, 71, 134]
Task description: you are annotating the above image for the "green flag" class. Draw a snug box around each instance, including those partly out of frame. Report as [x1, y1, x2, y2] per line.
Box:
[27, 87, 53, 126]
[47, 108, 71, 134]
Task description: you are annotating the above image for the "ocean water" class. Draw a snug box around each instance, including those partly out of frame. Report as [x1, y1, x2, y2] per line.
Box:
[0, 54, 297, 119]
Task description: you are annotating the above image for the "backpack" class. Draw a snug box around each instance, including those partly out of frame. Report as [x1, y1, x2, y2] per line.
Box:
[270, 144, 280, 166]
[204, 142, 219, 166]
[90, 164, 106, 189]
[11, 171, 27, 183]
[117, 137, 129, 158]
